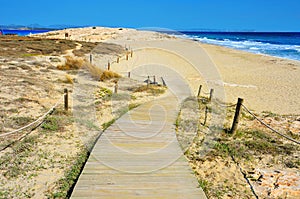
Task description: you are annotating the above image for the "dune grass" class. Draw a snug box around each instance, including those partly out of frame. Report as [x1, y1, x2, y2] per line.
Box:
[134, 85, 166, 95]
[100, 70, 121, 81]
[57, 57, 120, 81]
[57, 56, 85, 70]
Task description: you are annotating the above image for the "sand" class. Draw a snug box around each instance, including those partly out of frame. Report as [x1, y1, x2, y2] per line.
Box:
[2, 27, 298, 198]
[199, 43, 300, 115]
[37, 27, 300, 114]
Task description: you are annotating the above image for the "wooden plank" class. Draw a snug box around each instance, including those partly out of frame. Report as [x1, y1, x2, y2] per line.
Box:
[71, 56, 207, 198]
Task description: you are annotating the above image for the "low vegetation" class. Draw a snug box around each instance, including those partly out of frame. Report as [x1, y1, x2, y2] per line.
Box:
[49, 148, 89, 198]
[177, 96, 300, 198]
[100, 70, 121, 81]
[134, 84, 166, 95]
[63, 74, 74, 84]
[57, 56, 85, 70]
[0, 35, 99, 57]
[0, 135, 38, 179]
[57, 57, 121, 82]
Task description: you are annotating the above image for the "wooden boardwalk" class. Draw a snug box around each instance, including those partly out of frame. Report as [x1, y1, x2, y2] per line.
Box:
[71, 94, 206, 198]
[71, 39, 208, 198]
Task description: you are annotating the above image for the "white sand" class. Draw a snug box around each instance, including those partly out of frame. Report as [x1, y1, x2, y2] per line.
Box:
[36, 26, 300, 114]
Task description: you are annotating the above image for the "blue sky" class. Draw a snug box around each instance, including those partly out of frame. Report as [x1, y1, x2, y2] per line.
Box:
[1, 0, 300, 31]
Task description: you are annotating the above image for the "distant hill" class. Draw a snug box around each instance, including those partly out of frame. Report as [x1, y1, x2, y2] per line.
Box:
[0, 24, 65, 30]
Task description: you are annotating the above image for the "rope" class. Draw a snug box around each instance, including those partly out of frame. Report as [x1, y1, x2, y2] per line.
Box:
[231, 155, 259, 199]
[215, 102, 237, 108]
[202, 91, 210, 95]
[241, 104, 300, 145]
[0, 94, 65, 137]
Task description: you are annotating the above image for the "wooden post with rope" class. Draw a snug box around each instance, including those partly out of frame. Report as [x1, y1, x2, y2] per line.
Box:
[64, 88, 68, 111]
[108, 61, 110, 70]
[114, 82, 118, 94]
[209, 88, 214, 102]
[197, 85, 202, 98]
[230, 98, 244, 134]
[203, 106, 208, 126]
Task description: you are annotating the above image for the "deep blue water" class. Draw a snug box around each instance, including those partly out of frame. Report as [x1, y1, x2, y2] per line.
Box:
[180, 31, 300, 61]
[0, 29, 50, 36]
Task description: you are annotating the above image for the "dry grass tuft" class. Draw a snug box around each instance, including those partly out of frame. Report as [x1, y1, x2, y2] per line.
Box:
[100, 70, 121, 81]
[57, 56, 121, 81]
[64, 74, 74, 84]
[83, 63, 121, 81]
[134, 85, 166, 95]
[57, 56, 85, 70]
[84, 62, 103, 79]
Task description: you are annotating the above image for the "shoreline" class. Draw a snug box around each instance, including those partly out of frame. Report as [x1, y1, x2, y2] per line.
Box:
[33, 27, 300, 114]
[1, 27, 299, 198]
[198, 41, 300, 64]
[198, 42, 300, 114]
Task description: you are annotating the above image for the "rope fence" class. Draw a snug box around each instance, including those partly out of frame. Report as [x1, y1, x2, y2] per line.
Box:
[0, 91, 68, 138]
[197, 84, 300, 145]
[241, 104, 300, 145]
[216, 103, 237, 108]
[89, 47, 167, 87]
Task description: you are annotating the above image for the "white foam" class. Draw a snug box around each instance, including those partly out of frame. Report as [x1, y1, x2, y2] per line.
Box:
[193, 36, 300, 61]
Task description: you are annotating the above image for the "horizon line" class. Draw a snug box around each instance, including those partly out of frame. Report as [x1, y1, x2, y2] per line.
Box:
[1, 24, 300, 33]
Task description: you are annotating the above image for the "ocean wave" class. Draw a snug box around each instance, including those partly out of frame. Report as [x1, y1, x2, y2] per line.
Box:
[191, 36, 300, 61]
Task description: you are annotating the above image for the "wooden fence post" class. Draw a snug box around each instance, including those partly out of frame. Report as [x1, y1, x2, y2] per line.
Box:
[209, 88, 214, 102]
[153, 75, 156, 84]
[197, 85, 202, 98]
[230, 98, 244, 134]
[161, 77, 167, 87]
[114, 82, 118, 94]
[147, 76, 150, 88]
[108, 61, 110, 70]
[117, 57, 120, 63]
[203, 106, 208, 126]
[90, 54, 92, 64]
[128, 72, 131, 78]
[64, 88, 68, 111]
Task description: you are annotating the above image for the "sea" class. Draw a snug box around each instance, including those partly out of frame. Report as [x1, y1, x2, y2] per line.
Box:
[1, 29, 300, 61]
[179, 31, 300, 61]
[0, 29, 50, 36]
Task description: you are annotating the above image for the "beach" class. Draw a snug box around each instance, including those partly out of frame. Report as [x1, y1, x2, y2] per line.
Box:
[36, 27, 300, 114]
[1, 27, 299, 198]
[199, 43, 300, 114]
